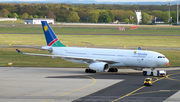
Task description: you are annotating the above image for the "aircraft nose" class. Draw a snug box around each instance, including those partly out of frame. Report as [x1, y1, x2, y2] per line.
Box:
[165, 58, 170, 65]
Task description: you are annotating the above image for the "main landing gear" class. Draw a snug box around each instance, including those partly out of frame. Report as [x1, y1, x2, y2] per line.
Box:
[108, 68, 118, 72]
[85, 69, 96, 73]
[85, 68, 118, 73]
[151, 67, 155, 71]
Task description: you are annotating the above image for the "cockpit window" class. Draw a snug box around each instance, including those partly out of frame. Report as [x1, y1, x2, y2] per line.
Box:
[158, 56, 166, 58]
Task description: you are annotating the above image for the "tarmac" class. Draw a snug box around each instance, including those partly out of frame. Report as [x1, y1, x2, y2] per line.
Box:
[0, 67, 180, 102]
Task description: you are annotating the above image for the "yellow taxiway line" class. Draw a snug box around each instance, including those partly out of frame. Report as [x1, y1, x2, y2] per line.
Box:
[112, 72, 180, 102]
[43, 75, 96, 102]
[59, 75, 96, 96]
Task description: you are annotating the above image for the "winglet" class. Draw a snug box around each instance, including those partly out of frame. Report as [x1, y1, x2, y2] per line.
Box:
[16, 49, 23, 54]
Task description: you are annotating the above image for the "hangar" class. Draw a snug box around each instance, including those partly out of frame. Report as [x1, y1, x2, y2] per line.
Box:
[24, 18, 54, 24]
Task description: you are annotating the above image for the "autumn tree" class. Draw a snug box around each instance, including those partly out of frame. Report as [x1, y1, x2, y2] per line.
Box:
[121, 11, 135, 22]
[99, 14, 111, 23]
[171, 11, 177, 23]
[29, 15, 33, 18]
[150, 10, 162, 18]
[0, 8, 10, 17]
[88, 12, 99, 23]
[125, 18, 129, 23]
[141, 12, 152, 24]
[48, 11, 56, 20]
[68, 11, 80, 22]
[20, 5, 36, 15]
[107, 10, 114, 21]
[98, 11, 111, 23]
[13, 13, 18, 18]
[159, 11, 168, 23]
[0, 3, 178, 23]
[22, 12, 29, 18]
[56, 5, 70, 22]
[77, 10, 88, 22]
[34, 15, 38, 18]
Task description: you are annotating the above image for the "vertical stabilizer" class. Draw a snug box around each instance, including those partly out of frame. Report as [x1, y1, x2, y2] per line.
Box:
[41, 21, 65, 47]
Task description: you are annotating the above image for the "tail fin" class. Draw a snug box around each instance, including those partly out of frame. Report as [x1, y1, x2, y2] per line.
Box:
[41, 21, 65, 47]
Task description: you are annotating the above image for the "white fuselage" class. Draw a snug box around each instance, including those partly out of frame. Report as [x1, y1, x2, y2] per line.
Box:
[51, 47, 169, 68]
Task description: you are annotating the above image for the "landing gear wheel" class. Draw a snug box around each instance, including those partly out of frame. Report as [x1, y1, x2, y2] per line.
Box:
[151, 72, 153, 76]
[108, 68, 112, 72]
[85, 69, 89, 73]
[114, 68, 118, 72]
[143, 71, 146, 76]
[85, 69, 96, 73]
[108, 68, 118, 72]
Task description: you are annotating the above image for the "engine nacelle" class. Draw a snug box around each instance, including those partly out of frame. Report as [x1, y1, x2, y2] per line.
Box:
[89, 62, 109, 72]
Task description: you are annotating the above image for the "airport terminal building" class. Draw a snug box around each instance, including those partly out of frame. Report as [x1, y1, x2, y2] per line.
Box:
[24, 18, 54, 24]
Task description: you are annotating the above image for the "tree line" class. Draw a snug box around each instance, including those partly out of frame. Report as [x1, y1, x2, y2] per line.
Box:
[0, 3, 179, 24]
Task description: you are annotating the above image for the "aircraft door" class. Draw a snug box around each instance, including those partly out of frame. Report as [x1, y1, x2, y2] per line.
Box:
[145, 53, 152, 66]
[147, 54, 152, 61]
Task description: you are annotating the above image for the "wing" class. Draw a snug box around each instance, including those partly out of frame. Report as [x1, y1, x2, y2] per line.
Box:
[12, 45, 53, 52]
[16, 49, 117, 64]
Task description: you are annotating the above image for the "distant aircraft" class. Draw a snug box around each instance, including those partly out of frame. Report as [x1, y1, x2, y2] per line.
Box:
[16, 21, 169, 73]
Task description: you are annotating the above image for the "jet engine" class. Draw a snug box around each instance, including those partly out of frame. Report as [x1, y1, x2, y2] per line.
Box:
[89, 62, 109, 72]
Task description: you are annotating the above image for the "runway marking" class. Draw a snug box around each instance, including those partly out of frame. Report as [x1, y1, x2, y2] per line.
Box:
[59, 75, 96, 96]
[112, 72, 180, 102]
[159, 90, 171, 92]
[167, 76, 180, 79]
[152, 77, 165, 83]
[130, 90, 179, 96]
[166, 72, 180, 77]
[112, 86, 146, 102]
[42, 75, 96, 102]
[112, 77, 164, 102]
[165, 72, 180, 82]
[166, 77, 180, 81]
[43, 99, 51, 102]
[42, 72, 180, 102]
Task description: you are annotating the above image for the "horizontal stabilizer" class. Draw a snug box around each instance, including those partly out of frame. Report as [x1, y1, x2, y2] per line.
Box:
[16, 49, 23, 54]
[41, 46, 53, 52]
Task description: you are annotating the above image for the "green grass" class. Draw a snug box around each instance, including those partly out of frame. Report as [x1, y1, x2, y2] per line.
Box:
[0, 48, 88, 68]
[158, 50, 180, 67]
[1, 34, 180, 47]
[0, 20, 24, 24]
[0, 24, 179, 35]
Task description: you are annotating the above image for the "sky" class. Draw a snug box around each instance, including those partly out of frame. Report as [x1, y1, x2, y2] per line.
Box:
[3, 0, 178, 2]
[95, 0, 176, 2]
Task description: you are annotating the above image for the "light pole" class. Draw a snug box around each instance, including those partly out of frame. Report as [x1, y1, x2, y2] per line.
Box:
[177, 0, 179, 24]
[167, 2, 171, 23]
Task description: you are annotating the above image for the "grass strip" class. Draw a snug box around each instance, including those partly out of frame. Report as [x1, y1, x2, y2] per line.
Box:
[0, 25, 179, 35]
[1, 34, 180, 48]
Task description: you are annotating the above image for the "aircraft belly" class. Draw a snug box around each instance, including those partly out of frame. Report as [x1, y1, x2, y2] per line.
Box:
[121, 57, 151, 68]
[109, 63, 126, 67]
[63, 59, 86, 64]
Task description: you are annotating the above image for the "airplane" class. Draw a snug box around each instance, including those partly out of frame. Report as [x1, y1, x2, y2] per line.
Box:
[16, 21, 169, 73]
